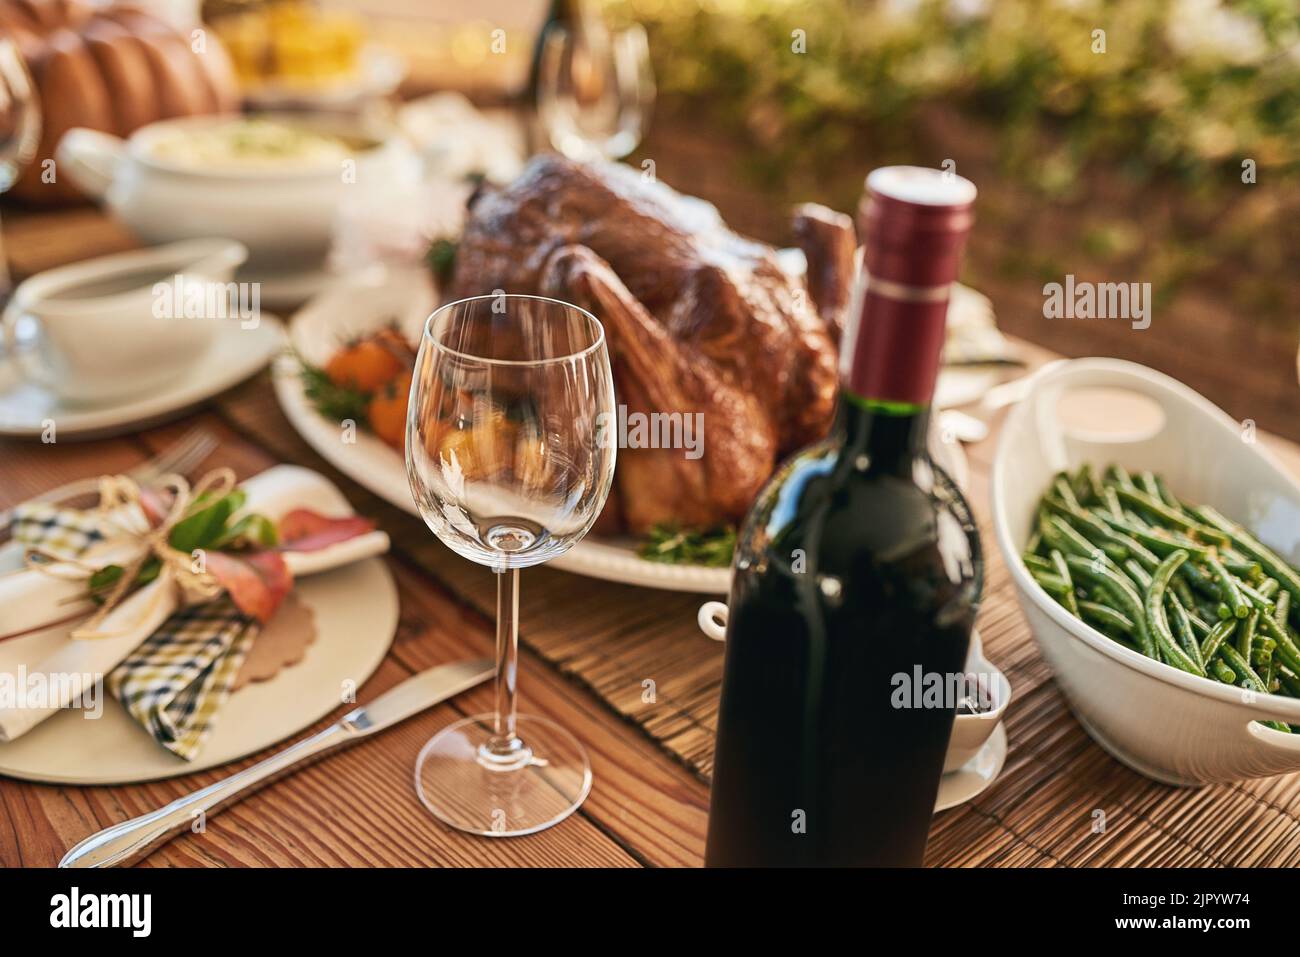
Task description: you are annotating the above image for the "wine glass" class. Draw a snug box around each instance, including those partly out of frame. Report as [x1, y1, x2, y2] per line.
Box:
[0, 38, 40, 303]
[537, 22, 654, 162]
[406, 293, 616, 836]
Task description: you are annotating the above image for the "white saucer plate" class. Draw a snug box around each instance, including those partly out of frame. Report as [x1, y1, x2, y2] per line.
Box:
[0, 315, 284, 440]
[935, 722, 1007, 812]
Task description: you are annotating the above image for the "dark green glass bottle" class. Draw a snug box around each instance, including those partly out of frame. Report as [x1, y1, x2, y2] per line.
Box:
[705, 167, 983, 867]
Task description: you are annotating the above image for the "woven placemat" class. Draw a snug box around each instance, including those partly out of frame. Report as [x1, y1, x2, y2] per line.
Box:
[216, 373, 1300, 867]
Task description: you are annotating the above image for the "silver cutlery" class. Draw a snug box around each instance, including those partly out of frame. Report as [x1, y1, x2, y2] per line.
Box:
[0, 426, 216, 536]
[59, 657, 494, 868]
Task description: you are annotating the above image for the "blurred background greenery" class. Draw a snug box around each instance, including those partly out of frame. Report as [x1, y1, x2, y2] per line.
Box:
[605, 0, 1300, 436]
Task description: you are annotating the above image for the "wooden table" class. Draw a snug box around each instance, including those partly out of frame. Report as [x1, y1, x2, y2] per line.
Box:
[4, 207, 1300, 868]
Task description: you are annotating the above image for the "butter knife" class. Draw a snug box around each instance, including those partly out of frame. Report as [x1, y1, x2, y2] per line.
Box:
[59, 658, 494, 868]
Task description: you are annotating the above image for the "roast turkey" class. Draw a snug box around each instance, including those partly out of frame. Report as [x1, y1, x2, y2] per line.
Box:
[450, 156, 854, 534]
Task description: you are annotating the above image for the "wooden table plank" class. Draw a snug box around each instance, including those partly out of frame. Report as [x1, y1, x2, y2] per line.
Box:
[0, 410, 706, 867]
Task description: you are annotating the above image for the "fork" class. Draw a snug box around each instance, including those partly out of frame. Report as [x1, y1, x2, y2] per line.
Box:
[0, 426, 217, 536]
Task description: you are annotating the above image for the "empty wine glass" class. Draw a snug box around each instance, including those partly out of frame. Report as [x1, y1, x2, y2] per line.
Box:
[0, 38, 40, 303]
[406, 293, 616, 836]
[537, 22, 654, 162]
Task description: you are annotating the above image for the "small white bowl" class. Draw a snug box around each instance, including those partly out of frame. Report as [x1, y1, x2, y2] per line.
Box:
[991, 357, 1300, 785]
[698, 603, 1010, 773]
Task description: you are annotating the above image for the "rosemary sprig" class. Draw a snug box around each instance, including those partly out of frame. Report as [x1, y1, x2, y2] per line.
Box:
[639, 523, 737, 568]
[299, 356, 371, 426]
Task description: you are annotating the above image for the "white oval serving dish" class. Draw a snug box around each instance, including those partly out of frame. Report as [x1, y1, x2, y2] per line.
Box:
[991, 357, 1300, 785]
[57, 115, 420, 273]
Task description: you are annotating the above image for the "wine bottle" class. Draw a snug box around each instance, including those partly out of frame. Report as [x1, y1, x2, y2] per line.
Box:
[704, 167, 983, 867]
[521, 0, 609, 114]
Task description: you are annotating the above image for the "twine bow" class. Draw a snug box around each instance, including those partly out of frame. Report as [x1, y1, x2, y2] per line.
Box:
[24, 468, 238, 639]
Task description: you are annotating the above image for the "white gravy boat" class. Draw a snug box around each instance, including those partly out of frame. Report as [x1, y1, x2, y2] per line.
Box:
[2, 239, 248, 403]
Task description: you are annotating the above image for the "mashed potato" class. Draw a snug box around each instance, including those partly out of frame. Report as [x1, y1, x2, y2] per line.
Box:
[148, 120, 352, 170]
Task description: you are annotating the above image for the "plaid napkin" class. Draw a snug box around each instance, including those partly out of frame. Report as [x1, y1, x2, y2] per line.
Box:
[13, 501, 258, 761]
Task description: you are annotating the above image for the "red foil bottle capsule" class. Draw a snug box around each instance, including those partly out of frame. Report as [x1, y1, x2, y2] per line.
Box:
[841, 166, 977, 406]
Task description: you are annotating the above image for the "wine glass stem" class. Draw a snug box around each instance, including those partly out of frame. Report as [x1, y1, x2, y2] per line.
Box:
[0, 208, 11, 307]
[487, 566, 524, 757]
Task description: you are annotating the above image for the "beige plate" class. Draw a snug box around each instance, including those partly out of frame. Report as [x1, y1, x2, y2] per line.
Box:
[0, 556, 398, 785]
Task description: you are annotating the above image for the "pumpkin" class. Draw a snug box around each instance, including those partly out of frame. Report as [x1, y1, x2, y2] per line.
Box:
[0, 0, 239, 203]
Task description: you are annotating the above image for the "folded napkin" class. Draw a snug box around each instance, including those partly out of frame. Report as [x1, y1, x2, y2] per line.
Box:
[0, 465, 389, 758]
[109, 598, 258, 761]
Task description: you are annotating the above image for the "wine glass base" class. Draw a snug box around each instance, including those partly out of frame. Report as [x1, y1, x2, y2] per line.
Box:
[414, 713, 592, 837]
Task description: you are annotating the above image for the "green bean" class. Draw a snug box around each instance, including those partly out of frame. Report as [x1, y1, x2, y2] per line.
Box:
[1114, 486, 1232, 546]
[1237, 609, 1259, 658]
[1200, 618, 1236, 662]
[1103, 485, 1124, 520]
[1030, 466, 1300, 701]
[1185, 608, 1212, 639]
[1079, 600, 1134, 635]
[1066, 555, 1153, 657]
[1275, 591, 1291, 630]
[1049, 550, 1080, 616]
[1279, 667, 1300, 698]
[1123, 508, 1149, 527]
[1219, 644, 1270, 694]
[1094, 512, 1214, 562]
[1145, 551, 1204, 676]
[1124, 560, 1152, 590]
[1031, 570, 1072, 599]
[1171, 575, 1197, 612]
[1206, 556, 1249, 618]
[1154, 475, 1184, 512]
[1104, 464, 1137, 489]
[1263, 650, 1278, 693]
[1254, 578, 1279, 601]
[1053, 475, 1081, 511]
[1042, 499, 1132, 562]
[1195, 599, 1223, 624]
[1193, 505, 1300, 612]
[1254, 613, 1300, 674]
[1224, 559, 1263, 582]
[1179, 561, 1221, 601]
[1167, 593, 1206, 673]
[1044, 515, 1130, 573]
[1074, 464, 1103, 506]
[1023, 553, 1053, 574]
[1138, 470, 1163, 502]
[1211, 659, 1238, 683]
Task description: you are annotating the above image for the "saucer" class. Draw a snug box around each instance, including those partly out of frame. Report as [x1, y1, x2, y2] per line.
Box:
[242, 266, 337, 310]
[0, 315, 284, 440]
[935, 721, 1008, 811]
